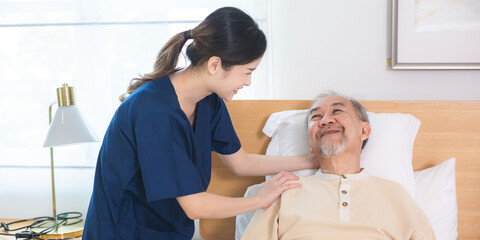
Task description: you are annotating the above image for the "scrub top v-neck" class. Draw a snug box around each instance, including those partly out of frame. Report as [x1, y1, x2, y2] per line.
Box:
[83, 76, 241, 240]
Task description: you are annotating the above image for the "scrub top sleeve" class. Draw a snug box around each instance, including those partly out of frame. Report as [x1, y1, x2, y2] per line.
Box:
[135, 110, 205, 202]
[211, 97, 241, 155]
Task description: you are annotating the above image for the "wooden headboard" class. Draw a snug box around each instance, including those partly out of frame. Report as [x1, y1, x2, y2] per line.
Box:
[200, 100, 480, 240]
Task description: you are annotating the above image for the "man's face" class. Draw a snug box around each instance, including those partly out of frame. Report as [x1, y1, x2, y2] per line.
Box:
[307, 96, 369, 158]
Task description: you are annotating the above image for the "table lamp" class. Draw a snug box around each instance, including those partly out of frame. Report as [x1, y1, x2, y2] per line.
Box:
[32, 83, 98, 239]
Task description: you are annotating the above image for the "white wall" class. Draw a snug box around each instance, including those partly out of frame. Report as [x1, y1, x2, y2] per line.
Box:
[268, 0, 480, 101]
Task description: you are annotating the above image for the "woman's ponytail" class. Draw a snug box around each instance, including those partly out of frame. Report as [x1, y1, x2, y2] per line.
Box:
[119, 32, 189, 102]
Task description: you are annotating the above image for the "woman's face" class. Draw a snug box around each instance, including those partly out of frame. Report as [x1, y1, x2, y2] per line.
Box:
[214, 57, 263, 101]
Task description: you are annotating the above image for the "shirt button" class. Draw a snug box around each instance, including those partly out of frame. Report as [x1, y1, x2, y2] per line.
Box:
[341, 174, 347, 179]
[341, 190, 347, 194]
[342, 202, 348, 207]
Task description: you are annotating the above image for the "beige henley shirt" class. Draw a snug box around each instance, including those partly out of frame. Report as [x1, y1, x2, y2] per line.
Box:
[241, 170, 435, 240]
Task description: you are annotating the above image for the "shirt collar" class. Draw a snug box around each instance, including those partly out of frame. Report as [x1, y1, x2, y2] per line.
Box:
[314, 168, 370, 180]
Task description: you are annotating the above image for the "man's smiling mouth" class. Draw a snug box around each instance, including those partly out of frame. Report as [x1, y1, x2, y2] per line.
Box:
[321, 130, 341, 137]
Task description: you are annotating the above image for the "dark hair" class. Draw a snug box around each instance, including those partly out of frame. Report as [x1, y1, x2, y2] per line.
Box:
[305, 91, 370, 149]
[120, 7, 267, 102]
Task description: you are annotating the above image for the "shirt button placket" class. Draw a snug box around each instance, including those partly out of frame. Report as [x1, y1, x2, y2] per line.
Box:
[338, 174, 351, 222]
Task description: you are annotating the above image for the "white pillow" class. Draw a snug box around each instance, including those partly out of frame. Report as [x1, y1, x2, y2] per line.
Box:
[262, 109, 420, 198]
[414, 158, 458, 240]
[264, 110, 316, 177]
[360, 112, 419, 198]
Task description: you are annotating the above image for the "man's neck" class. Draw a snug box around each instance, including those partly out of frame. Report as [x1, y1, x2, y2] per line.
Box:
[317, 152, 362, 175]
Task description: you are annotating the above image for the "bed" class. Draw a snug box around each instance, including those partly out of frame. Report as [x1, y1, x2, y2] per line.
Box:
[199, 100, 480, 240]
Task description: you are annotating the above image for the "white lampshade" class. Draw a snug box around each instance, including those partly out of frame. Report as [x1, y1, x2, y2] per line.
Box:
[42, 105, 98, 147]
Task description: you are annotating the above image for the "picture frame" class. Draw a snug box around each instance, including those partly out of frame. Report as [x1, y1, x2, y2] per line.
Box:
[391, 0, 480, 70]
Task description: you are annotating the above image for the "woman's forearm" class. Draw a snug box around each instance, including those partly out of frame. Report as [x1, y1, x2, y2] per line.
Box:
[177, 192, 262, 219]
[176, 172, 301, 219]
[241, 153, 318, 176]
[219, 148, 318, 176]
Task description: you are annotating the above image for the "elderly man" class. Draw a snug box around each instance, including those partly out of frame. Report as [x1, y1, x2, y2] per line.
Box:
[241, 93, 435, 240]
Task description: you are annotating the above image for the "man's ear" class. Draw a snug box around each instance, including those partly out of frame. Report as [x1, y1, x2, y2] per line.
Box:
[207, 56, 222, 75]
[360, 122, 371, 141]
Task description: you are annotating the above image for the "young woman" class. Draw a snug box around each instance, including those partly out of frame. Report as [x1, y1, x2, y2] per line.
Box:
[83, 7, 317, 240]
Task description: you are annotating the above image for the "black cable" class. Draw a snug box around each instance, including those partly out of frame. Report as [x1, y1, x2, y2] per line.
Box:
[0, 212, 83, 239]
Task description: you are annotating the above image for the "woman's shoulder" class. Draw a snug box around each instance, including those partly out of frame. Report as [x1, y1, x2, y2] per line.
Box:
[122, 78, 178, 110]
[114, 78, 186, 125]
[204, 93, 229, 116]
[203, 92, 223, 105]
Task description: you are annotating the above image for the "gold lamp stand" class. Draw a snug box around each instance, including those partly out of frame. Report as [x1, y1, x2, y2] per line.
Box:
[31, 83, 98, 239]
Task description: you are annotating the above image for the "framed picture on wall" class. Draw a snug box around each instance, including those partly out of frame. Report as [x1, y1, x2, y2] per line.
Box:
[391, 0, 480, 69]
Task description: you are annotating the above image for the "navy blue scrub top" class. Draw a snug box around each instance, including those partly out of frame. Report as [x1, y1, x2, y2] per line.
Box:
[83, 76, 241, 240]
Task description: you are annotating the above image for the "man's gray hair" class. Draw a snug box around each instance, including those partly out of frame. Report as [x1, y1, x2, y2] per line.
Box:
[305, 91, 370, 149]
